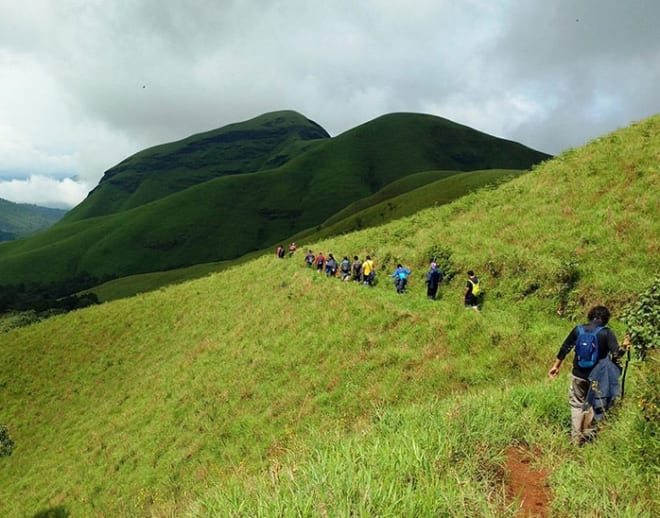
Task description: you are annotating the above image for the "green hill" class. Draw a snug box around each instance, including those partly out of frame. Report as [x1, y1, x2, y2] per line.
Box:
[85, 168, 525, 303]
[0, 115, 657, 516]
[0, 198, 66, 241]
[0, 111, 550, 287]
[63, 110, 330, 220]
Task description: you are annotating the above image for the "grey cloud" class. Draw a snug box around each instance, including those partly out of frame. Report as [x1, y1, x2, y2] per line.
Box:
[0, 0, 658, 207]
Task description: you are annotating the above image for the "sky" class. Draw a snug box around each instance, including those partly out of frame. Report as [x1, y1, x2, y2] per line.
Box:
[1, 0, 658, 209]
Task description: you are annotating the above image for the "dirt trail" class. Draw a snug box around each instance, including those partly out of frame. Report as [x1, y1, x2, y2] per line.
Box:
[504, 446, 552, 517]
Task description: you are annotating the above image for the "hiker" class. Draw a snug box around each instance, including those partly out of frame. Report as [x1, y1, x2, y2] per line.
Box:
[390, 263, 411, 293]
[314, 252, 325, 273]
[361, 256, 375, 286]
[352, 255, 363, 283]
[325, 254, 338, 277]
[464, 270, 481, 310]
[276, 244, 285, 259]
[340, 256, 352, 281]
[288, 242, 297, 256]
[304, 250, 315, 267]
[425, 261, 443, 300]
[548, 305, 623, 446]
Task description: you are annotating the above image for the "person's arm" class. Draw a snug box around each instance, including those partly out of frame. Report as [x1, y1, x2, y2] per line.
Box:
[549, 328, 578, 377]
[548, 358, 563, 378]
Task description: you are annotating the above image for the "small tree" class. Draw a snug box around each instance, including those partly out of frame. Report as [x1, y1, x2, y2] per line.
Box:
[0, 424, 14, 457]
[621, 277, 659, 467]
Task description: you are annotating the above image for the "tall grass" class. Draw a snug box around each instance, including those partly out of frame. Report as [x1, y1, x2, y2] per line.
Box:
[0, 115, 657, 516]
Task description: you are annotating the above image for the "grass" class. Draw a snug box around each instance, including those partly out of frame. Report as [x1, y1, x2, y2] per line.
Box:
[0, 114, 658, 516]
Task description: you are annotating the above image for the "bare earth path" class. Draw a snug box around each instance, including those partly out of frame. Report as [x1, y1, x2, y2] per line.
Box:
[504, 446, 552, 517]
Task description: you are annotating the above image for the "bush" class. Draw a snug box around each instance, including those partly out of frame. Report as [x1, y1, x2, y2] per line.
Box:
[622, 276, 660, 360]
[621, 278, 660, 469]
[0, 424, 14, 457]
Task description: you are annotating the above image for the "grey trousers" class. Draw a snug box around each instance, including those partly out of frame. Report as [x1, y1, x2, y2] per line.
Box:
[569, 374, 595, 445]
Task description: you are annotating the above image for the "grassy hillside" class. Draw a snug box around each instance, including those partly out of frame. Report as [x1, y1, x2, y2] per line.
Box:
[294, 168, 527, 242]
[0, 198, 66, 241]
[86, 169, 524, 302]
[1, 115, 657, 517]
[0, 112, 550, 287]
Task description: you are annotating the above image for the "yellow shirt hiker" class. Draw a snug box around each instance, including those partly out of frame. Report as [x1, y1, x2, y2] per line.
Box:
[361, 256, 375, 286]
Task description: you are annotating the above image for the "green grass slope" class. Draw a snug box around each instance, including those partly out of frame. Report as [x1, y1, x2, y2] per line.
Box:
[294, 168, 526, 242]
[0, 198, 66, 241]
[0, 112, 550, 286]
[0, 116, 657, 516]
[85, 169, 523, 302]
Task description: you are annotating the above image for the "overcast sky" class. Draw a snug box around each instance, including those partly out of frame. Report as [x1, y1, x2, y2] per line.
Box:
[1, 0, 658, 209]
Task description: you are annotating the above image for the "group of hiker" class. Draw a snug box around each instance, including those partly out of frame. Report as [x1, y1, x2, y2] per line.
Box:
[302, 250, 377, 286]
[282, 245, 482, 307]
[277, 244, 630, 447]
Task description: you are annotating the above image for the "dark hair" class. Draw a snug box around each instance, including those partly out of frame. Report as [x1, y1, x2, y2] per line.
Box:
[354, 255, 359, 260]
[467, 270, 474, 276]
[587, 305, 610, 325]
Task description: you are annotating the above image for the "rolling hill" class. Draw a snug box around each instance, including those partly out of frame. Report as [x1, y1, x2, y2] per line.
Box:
[0, 198, 67, 241]
[0, 114, 657, 516]
[0, 111, 550, 288]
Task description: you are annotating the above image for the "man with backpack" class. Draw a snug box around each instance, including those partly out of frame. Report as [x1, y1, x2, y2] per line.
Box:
[548, 305, 623, 446]
[351, 256, 363, 283]
[361, 256, 375, 286]
[390, 263, 411, 293]
[464, 270, 481, 310]
[425, 261, 443, 300]
[314, 252, 325, 273]
[325, 254, 338, 277]
[340, 256, 352, 281]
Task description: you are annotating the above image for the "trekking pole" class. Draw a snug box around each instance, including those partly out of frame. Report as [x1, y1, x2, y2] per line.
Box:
[621, 334, 632, 400]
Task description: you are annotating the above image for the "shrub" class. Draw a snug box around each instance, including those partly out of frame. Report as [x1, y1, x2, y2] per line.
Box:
[621, 277, 660, 469]
[0, 424, 14, 457]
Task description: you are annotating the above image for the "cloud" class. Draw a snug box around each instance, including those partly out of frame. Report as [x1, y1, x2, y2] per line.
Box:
[0, 0, 658, 208]
[0, 175, 91, 209]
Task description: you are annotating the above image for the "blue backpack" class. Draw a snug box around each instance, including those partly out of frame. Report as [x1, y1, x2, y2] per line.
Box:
[575, 325, 604, 368]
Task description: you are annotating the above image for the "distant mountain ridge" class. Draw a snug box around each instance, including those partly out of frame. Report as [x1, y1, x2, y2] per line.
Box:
[0, 110, 551, 287]
[0, 198, 67, 241]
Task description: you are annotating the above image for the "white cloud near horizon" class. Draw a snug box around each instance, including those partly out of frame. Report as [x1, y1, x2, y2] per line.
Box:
[1, 0, 658, 208]
[0, 175, 92, 209]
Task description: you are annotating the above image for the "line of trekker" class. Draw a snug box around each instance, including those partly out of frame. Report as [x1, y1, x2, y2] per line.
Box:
[281, 245, 482, 309]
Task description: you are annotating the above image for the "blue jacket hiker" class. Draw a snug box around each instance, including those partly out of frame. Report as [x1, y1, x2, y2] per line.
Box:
[390, 264, 411, 293]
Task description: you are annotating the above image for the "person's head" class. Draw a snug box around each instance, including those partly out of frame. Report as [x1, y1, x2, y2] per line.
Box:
[344, 256, 348, 260]
[587, 305, 610, 325]
[354, 255, 358, 260]
[396, 263, 402, 268]
[430, 262, 437, 269]
[366, 255, 371, 260]
[467, 270, 475, 277]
